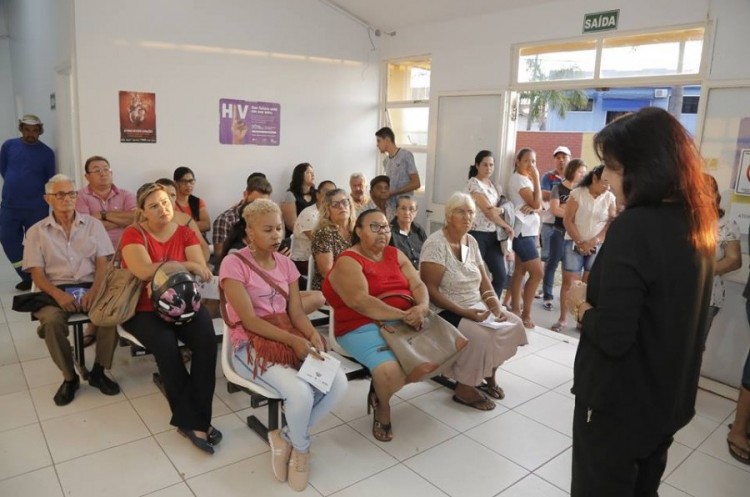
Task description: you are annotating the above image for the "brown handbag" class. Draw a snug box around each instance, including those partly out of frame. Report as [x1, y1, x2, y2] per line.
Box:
[219, 251, 321, 377]
[377, 293, 469, 384]
[88, 226, 148, 327]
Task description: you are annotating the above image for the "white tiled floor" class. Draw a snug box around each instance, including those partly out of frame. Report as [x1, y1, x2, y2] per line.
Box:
[1, 260, 749, 496]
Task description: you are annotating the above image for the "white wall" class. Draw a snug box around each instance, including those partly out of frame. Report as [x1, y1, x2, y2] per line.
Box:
[0, 1, 16, 142]
[3, 0, 74, 172]
[73, 0, 380, 220]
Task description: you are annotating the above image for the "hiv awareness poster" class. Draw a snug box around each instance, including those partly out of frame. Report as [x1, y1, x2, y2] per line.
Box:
[119, 91, 156, 143]
[219, 99, 281, 146]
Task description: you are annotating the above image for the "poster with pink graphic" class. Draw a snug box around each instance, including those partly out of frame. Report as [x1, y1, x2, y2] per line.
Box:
[219, 99, 281, 145]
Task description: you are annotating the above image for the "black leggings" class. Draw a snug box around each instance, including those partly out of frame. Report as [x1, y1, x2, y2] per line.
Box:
[122, 308, 217, 431]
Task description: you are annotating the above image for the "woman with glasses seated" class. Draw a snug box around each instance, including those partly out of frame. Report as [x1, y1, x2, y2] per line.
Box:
[420, 192, 527, 410]
[173, 166, 211, 237]
[389, 196, 427, 269]
[310, 189, 355, 290]
[323, 209, 429, 442]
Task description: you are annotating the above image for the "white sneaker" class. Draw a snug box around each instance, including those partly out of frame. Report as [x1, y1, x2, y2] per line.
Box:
[288, 449, 310, 491]
[268, 429, 292, 482]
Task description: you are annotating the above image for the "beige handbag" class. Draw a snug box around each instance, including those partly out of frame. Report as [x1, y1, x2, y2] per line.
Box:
[88, 226, 148, 327]
[377, 293, 469, 383]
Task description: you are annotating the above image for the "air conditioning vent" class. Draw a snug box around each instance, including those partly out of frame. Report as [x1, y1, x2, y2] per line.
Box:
[654, 89, 669, 98]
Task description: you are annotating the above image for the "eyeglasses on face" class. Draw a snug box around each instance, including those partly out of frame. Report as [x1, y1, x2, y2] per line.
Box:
[87, 167, 111, 174]
[178, 179, 196, 185]
[453, 208, 475, 217]
[398, 206, 417, 212]
[48, 191, 78, 200]
[329, 198, 350, 209]
[368, 223, 391, 234]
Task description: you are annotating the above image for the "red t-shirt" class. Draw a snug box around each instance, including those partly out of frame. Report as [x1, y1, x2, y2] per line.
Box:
[322, 246, 413, 337]
[121, 225, 199, 312]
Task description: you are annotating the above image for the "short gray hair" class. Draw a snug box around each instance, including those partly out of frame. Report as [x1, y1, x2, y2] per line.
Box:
[444, 192, 475, 223]
[45, 174, 75, 193]
[349, 172, 367, 184]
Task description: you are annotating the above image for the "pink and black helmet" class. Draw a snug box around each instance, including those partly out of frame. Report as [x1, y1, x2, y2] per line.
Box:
[150, 261, 201, 325]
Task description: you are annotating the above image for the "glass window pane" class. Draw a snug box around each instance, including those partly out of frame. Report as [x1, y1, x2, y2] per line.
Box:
[387, 59, 431, 101]
[518, 42, 597, 83]
[385, 107, 429, 146]
[600, 29, 703, 79]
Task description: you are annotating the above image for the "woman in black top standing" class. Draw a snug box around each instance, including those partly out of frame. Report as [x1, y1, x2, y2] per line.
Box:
[566, 107, 716, 496]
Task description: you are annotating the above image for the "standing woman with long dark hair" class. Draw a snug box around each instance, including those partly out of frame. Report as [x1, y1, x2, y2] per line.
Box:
[566, 107, 716, 496]
[281, 162, 316, 234]
[507, 148, 543, 328]
[466, 150, 514, 297]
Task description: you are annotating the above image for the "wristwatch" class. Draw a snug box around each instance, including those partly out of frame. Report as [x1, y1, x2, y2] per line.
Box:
[100, 210, 108, 221]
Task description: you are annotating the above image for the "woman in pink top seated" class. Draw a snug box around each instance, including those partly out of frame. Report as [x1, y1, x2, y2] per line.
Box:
[220, 199, 347, 492]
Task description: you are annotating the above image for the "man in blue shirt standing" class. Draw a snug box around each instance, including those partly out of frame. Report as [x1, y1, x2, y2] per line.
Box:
[0, 114, 56, 290]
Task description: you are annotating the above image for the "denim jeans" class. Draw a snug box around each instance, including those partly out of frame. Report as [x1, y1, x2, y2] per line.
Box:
[541, 224, 564, 301]
[233, 343, 348, 451]
[470, 230, 507, 295]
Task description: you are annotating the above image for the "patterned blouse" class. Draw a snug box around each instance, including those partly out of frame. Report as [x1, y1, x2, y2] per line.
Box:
[466, 177, 501, 232]
[310, 224, 351, 290]
[711, 217, 740, 308]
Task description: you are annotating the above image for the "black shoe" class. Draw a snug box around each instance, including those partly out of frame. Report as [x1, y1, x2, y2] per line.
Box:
[54, 376, 80, 406]
[88, 372, 121, 396]
[15, 280, 31, 291]
[207, 426, 223, 446]
[177, 427, 215, 454]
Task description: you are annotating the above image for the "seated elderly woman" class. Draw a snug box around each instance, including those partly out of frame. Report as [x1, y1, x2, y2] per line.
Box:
[310, 188, 355, 290]
[420, 192, 528, 410]
[221, 199, 347, 491]
[389, 195, 427, 269]
[120, 183, 219, 454]
[323, 209, 429, 442]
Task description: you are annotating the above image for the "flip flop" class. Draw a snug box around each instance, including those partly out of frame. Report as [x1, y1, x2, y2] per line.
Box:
[452, 394, 496, 411]
[478, 383, 505, 400]
[727, 439, 750, 465]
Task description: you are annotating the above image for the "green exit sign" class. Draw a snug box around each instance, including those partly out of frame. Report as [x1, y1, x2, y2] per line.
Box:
[583, 9, 619, 33]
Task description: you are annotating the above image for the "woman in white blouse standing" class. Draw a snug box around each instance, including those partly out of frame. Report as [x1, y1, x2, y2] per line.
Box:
[467, 150, 514, 297]
[557, 165, 616, 331]
[507, 148, 543, 328]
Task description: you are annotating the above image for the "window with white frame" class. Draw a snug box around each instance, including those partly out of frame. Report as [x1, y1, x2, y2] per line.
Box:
[382, 58, 431, 190]
[514, 26, 704, 86]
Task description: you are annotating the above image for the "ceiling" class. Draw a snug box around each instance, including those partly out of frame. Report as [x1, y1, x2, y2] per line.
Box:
[323, 0, 559, 33]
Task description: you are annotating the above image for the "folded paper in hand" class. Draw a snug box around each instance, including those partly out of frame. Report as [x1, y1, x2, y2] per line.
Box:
[296, 352, 341, 393]
[198, 275, 220, 300]
[469, 302, 508, 329]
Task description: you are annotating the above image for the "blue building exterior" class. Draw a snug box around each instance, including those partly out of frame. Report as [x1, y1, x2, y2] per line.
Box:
[546, 86, 700, 135]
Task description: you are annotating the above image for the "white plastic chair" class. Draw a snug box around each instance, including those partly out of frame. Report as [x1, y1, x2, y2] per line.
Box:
[221, 323, 284, 443]
[306, 255, 316, 291]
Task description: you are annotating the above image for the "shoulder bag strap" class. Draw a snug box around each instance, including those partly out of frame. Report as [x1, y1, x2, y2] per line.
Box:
[218, 251, 290, 329]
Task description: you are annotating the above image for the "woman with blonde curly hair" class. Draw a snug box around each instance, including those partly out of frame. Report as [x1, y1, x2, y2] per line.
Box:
[310, 188, 356, 290]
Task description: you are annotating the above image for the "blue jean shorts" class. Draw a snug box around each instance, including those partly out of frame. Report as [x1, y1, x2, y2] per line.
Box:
[512, 235, 539, 262]
[563, 240, 599, 273]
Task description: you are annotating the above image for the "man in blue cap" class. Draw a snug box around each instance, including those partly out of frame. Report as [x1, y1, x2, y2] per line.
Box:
[0, 114, 56, 290]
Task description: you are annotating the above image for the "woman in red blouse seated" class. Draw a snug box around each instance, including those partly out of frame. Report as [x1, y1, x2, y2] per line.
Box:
[120, 183, 219, 455]
[323, 209, 429, 442]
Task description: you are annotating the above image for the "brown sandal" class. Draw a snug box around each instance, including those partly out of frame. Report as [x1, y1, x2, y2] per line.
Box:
[452, 393, 496, 411]
[367, 382, 393, 442]
[478, 383, 505, 400]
